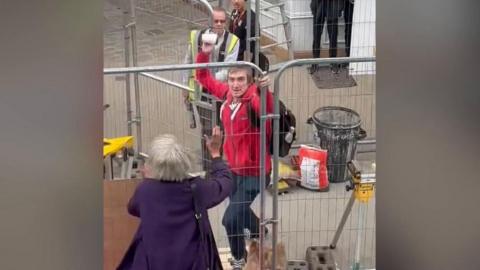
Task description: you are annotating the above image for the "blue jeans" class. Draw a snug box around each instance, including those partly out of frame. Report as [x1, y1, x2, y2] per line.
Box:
[222, 174, 270, 260]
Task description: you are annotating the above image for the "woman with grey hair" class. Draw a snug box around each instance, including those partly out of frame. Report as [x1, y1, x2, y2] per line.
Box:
[117, 127, 232, 270]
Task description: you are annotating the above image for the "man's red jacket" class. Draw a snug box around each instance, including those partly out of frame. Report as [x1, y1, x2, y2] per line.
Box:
[195, 52, 273, 176]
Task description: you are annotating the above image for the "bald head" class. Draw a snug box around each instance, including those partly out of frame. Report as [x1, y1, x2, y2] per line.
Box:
[211, 7, 227, 35]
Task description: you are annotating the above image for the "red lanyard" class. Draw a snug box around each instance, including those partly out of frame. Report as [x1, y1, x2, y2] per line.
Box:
[232, 10, 245, 32]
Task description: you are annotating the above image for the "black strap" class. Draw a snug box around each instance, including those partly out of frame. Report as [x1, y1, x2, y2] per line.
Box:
[246, 99, 261, 128]
[217, 32, 229, 62]
[190, 181, 210, 270]
[198, 29, 228, 63]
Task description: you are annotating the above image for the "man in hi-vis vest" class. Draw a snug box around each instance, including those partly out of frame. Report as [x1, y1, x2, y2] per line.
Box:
[182, 6, 239, 171]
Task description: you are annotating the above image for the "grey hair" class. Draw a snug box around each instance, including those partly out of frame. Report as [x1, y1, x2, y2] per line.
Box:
[145, 134, 193, 182]
[212, 6, 227, 17]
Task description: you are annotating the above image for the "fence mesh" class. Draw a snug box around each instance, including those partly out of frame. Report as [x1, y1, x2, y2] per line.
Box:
[103, 1, 375, 269]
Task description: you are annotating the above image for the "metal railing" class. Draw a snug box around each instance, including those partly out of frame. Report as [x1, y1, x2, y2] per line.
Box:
[268, 56, 376, 269]
[104, 57, 376, 269]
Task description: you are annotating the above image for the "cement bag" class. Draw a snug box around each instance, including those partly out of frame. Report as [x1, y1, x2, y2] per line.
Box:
[298, 145, 329, 191]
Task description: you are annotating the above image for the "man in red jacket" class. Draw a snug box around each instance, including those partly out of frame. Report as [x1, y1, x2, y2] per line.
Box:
[196, 41, 273, 269]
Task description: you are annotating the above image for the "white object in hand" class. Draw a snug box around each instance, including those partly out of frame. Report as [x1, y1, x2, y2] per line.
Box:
[202, 33, 217, 45]
[284, 127, 295, 144]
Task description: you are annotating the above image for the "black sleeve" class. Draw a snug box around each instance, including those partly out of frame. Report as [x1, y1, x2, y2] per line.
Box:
[250, 11, 257, 56]
[310, 0, 318, 16]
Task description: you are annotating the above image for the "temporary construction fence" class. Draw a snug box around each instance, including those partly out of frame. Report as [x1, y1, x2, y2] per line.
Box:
[103, 61, 269, 269]
[269, 57, 375, 270]
[103, 0, 212, 153]
[104, 0, 376, 268]
[103, 0, 291, 148]
[103, 55, 375, 270]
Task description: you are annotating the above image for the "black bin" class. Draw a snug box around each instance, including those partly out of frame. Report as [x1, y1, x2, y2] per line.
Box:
[308, 106, 366, 183]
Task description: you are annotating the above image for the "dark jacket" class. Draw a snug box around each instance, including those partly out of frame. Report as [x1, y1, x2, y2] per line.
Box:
[229, 9, 257, 61]
[116, 158, 233, 270]
[310, 0, 345, 18]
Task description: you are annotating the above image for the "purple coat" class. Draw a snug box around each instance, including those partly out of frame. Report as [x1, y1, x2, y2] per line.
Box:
[117, 158, 233, 270]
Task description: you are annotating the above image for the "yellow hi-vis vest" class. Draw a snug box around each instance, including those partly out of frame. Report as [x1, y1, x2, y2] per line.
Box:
[188, 29, 239, 101]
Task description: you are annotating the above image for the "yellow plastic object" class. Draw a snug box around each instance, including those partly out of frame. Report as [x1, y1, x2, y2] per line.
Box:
[354, 183, 375, 203]
[277, 179, 290, 193]
[278, 160, 300, 180]
[103, 136, 134, 158]
[348, 160, 375, 203]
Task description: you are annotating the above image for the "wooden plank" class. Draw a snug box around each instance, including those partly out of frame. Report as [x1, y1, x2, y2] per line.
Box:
[103, 179, 142, 270]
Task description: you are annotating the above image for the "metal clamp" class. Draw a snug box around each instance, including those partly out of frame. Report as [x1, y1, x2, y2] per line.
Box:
[247, 36, 261, 41]
[124, 22, 136, 28]
[260, 113, 280, 120]
[260, 218, 279, 226]
[127, 117, 141, 124]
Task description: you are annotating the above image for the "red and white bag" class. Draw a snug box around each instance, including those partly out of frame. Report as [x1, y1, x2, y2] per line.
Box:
[298, 145, 329, 192]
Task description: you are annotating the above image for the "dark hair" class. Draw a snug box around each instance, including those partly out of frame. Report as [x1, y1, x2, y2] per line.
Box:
[228, 67, 253, 83]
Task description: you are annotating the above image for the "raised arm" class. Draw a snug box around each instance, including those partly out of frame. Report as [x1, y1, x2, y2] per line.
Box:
[197, 126, 233, 208]
[197, 158, 233, 209]
[214, 36, 239, 81]
[195, 46, 229, 99]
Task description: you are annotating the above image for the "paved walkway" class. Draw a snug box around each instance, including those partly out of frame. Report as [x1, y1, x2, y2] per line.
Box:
[104, 0, 210, 68]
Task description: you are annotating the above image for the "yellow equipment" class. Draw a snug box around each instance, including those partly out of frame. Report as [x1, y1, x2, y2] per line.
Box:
[329, 160, 376, 270]
[348, 161, 375, 203]
[103, 136, 134, 158]
[276, 179, 290, 194]
[103, 136, 135, 180]
[273, 159, 301, 194]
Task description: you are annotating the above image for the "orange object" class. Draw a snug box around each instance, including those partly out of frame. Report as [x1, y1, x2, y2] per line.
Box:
[298, 145, 329, 191]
